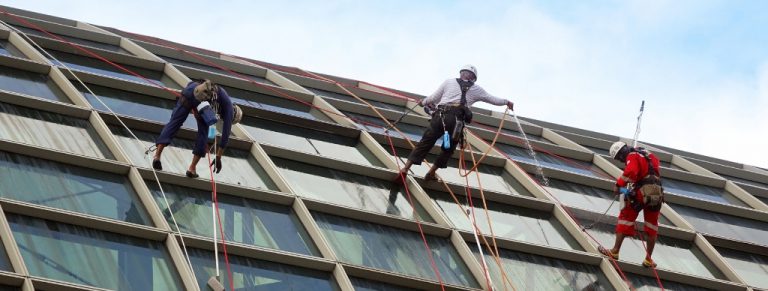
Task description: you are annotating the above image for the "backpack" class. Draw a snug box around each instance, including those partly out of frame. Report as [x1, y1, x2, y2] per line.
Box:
[633, 148, 664, 211]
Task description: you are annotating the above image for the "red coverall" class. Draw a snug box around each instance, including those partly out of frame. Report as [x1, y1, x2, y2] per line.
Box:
[616, 151, 661, 237]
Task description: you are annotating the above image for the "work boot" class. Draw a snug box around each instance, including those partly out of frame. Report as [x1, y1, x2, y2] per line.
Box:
[186, 170, 199, 178]
[152, 159, 162, 171]
[642, 257, 657, 268]
[424, 172, 438, 181]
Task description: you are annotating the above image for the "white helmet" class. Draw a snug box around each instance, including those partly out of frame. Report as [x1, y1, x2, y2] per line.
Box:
[233, 105, 243, 124]
[460, 64, 478, 80]
[609, 141, 627, 159]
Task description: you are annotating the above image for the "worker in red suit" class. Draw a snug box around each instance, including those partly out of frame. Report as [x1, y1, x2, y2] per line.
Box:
[599, 141, 664, 268]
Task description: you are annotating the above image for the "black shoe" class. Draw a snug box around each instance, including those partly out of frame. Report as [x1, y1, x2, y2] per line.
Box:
[424, 173, 438, 181]
[152, 159, 162, 170]
[186, 170, 199, 178]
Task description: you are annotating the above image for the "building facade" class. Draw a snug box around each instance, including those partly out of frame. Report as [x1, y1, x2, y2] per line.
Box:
[0, 5, 766, 291]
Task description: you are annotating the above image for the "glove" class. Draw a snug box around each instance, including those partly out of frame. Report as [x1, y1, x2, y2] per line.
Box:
[210, 156, 222, 173]
[417, 99, 425, 107]
[507, 101, 514, 111]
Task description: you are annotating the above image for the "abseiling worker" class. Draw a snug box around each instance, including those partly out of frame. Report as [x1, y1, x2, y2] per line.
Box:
[599, 141, 664, 268]
[152, 79, 243, 178]
[398, 65, 514, 180]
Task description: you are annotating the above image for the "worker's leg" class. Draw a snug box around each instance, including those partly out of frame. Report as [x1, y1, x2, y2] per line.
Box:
[612, 204, 640, 255]
[643, 206, 661, 265]
[402, 112, 443, 175]
[155, 98, 191, 166]
[187, 118, 209, 178]
[427, 112, 458, 179]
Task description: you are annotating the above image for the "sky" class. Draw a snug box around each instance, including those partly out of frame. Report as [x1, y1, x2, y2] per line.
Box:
[3, 0, 767, 169]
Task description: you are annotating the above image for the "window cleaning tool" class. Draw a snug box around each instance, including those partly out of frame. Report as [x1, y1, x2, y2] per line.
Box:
[207, 276, 224, 291]
[632, 100, 645, 148]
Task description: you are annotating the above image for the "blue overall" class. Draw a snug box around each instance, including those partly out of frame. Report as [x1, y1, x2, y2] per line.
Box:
[155, 81, 234, 157]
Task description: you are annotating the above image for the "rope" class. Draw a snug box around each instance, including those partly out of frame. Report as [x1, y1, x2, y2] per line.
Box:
[385, 134, 446, 290]
[0, 11, 235, 288]
[116, 28, 523, 289]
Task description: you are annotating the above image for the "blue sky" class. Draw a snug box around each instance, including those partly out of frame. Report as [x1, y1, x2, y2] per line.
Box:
[3, 0, 767, 168]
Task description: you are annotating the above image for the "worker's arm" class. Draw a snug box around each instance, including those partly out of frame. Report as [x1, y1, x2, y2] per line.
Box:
[217, 87, 234, 154]
[475, 86, 514, 110]
[420, 79, 450, 106]
[616, 154, 639, 187]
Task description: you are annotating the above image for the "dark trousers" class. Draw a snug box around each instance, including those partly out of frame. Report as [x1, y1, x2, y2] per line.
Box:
[155, 97, 209, 157]
[407, 108, 461, 169]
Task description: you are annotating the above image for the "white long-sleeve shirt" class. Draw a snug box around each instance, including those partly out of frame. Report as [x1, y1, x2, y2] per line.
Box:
[422, 78, 509, 107]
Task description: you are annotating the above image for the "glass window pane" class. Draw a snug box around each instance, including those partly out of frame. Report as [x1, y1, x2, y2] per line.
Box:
[476, 247, 611, 291]
[664, 178, 748, 207]
[308, 88, 404, 112]
[76, 83, 197, 129]
[10, 24, 129, 54]
[0, 65, 70, 103]
[221, 85, 331, 122]
[242, 117, 382, 167]
[628, 273, 714, 291]
[162, 56, 277, 86]
[350, 277, 420, 291]
[497, 143, 611, 180]
[147, 181, 318, 256]
[188, 248, 339, 291]
[588, 222, 724, 279]
[543, 178, 673, 225]
[45, 50, 180, 89]
[716, 247, 768, 289]
[344, 111, 427, 143]
[0, 39, 25, 58]
[670, 203, 768, 246]
[544, 177, 615, 213]
[429, 190, 581, 250]
[8, 214, 183, 290]
[0, 151, 150, 224]
[272, 157, 432, 221]
[467, 124, 554, 145]
[110, 125, 277, 190]
[314, 212, 478, 288]
[718, 173, 768, 189]
[0, 102, 113, 159]
[390, 146, 531, 196]
[584, 145, 611, 156]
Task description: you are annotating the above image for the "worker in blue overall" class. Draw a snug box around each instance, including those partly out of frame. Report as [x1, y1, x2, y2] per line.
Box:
[152, 79, 242, 178]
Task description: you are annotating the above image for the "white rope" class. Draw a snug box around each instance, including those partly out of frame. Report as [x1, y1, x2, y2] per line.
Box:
[3, 21, 200, 283]
[632, 101, 645, 148]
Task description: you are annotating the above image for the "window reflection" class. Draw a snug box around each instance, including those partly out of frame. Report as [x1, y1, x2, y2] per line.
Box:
[475, 247, 611, 291]
[670, 203, 768, 246]
[243, 117, 382, 167]
[717, 247, 768, 289]
[314, 212, 478, 288]
[429, 190, 580, 250]
[0, 65, 70, 103]
[188, 248, 340, 291]
[0, 151, 150, 224]
[110, 125, 277, 190]
[497, 143, 611, 180]
[0, 102, 113, 159]
[147, 182, 318, 256]
[76, 82, 196, 129]
[45, 50, 180, 89]
[8, 214, 183, 290]
[273, 157, 431, 221]
[663, 178, 747, 207]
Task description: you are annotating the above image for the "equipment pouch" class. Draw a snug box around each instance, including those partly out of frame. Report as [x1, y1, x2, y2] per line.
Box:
[640, 183, 664, 211]
[197, 101, 218, 126]
[441, 131, 451, 150]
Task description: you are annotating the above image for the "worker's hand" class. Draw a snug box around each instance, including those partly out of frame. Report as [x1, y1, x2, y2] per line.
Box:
[417, 99, 425, 107]
[210, 156, 223, 173]
[507, 101, 514, 111]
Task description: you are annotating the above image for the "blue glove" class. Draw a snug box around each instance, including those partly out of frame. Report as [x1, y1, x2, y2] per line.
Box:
[619, 187, 631, 195]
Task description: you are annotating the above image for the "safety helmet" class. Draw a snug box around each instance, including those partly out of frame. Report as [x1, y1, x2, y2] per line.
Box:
[233, 105, 243, 124]
[193, 79, 216, 102]
[609, 141, 628, 160]
[459, 64, 478, 80]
